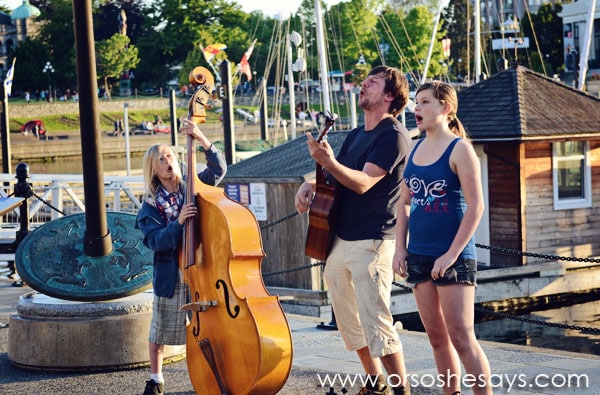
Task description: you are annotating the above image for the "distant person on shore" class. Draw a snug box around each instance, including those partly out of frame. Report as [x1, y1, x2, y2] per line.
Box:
[393, 81, 492, 395]
[112, 119, 119, 136]
[31, 124, 39, 140]
[136, 119, 226, 395]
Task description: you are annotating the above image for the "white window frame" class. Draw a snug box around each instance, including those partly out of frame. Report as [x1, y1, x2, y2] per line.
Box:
[552, 141, 592, 210]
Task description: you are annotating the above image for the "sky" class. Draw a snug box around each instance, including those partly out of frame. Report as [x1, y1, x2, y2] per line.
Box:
[0, 0, 345, 17]
[236, 0, 344, 17]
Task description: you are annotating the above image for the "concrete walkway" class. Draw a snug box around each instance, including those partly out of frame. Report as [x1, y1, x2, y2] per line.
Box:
[1, 278, 599, 394]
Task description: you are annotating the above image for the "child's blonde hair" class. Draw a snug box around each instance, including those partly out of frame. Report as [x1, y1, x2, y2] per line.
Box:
[141, 144, 184, 203]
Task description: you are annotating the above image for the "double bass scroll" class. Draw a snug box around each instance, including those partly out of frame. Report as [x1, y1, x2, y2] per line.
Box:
[180, 66, 292, 395]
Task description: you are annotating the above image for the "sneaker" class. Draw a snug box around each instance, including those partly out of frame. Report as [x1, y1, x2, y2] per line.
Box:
[357, 385, 392, 395]
[143, 379, 164, 395]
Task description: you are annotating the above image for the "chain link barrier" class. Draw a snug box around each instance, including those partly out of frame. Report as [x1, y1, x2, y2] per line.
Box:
[22, 199, 600, 335]
[32, 191, 66, 216]
[260, 211, 299, 230]
[259, 210, 600, 335]
[476, 243, 600, 264]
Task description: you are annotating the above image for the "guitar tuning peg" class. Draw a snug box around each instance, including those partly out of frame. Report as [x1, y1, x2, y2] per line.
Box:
[324, 111, 338, 122]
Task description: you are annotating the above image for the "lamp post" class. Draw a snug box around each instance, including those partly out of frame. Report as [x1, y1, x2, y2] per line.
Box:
[43, 61, 54, 102]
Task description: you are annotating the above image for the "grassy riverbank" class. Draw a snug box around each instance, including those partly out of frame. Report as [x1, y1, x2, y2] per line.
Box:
[8, 108, 223, 135]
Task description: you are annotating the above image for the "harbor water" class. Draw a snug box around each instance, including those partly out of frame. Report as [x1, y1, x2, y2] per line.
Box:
[398, 296, 600, 357]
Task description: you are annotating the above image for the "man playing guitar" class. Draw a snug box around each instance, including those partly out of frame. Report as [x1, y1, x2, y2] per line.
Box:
[295, 66, 412, 395]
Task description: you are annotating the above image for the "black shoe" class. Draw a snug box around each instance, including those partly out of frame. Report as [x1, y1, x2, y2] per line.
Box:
[143, 379, 164, 395]
[357, 385, 392, 395]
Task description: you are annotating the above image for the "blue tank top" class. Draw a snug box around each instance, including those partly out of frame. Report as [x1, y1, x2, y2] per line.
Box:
[403, 138, 476, 259]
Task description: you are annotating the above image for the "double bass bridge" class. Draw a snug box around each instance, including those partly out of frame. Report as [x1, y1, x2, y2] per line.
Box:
[180, 300, 217, 312]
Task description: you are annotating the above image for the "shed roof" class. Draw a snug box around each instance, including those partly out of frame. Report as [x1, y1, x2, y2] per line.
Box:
[225, 131, 348, 180]
[458, 65, 600, 142]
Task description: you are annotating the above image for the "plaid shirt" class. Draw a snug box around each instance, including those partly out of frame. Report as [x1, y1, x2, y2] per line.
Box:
[155, 185, 183, 224]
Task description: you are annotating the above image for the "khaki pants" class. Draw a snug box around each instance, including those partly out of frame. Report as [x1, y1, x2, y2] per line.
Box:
[324, 237, 403, 357]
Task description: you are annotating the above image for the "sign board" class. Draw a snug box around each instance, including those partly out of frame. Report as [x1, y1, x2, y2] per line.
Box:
[492, 37, 530, 50]
[225, 182, 267, 221]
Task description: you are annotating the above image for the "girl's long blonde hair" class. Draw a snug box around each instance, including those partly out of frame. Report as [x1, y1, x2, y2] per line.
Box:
[417, 81, 468, 139]
[141, 144, 184, 203]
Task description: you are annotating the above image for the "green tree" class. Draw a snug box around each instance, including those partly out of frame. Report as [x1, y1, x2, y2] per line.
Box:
[380, 6, 445, 82]
[521, 2, 563, 75]
[327, 0, 380, 72]
[34, 0, 78, 90]
[96, 34, 140, 98]
[7, 37, 51, 94]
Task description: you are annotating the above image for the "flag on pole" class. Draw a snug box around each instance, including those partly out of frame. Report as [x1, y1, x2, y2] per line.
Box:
[4, 58, 16, 96]
[202, 43, 227, 64]
[239, 39, 257, 81]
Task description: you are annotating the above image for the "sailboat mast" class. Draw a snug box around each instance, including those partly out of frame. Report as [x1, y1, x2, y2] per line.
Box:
[315, 0, 331, 114]
[287, 32, 298, 139]
[474, 0, 481, 83]
[421, 2, 445, 84]
[578, 0, 597, 91]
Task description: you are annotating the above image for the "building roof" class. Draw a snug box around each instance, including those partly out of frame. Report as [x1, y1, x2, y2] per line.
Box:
[225, 131, 348, 180]
[0, 12, 11, 25]
[458, 65, 600, 142]
[11, 0, 40, 20]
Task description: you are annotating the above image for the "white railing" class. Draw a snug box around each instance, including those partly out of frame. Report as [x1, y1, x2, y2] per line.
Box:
[0, 174, 145, 233]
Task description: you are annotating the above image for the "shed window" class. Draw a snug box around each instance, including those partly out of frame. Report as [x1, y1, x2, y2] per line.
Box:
[552, 141, 591, 210]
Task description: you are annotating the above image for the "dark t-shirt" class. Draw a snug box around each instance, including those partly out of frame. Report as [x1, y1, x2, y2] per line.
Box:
[334, 117, 410, 240]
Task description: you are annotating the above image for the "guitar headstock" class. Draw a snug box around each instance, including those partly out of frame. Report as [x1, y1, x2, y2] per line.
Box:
[188, 66, 215, 125]
[316, 111, 338, 143]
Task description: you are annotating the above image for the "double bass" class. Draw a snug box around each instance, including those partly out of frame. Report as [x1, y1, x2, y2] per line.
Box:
[180, 66, 292, 394]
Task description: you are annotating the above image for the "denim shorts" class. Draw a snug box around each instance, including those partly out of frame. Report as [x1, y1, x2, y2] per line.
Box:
[406, 253, 477, 286]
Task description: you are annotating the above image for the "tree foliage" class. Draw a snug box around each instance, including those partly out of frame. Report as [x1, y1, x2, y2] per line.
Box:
[96, 34, 140, 96]
[4, 0, 571, 100]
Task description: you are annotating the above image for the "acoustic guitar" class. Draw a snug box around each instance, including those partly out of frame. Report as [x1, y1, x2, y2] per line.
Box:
[304, 113, 337, 261]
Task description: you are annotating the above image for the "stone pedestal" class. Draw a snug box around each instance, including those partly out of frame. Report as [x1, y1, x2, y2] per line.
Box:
[8, 290, 185, 372]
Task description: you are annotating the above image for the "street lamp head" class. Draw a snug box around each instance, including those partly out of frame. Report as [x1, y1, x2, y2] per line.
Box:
[43, 61, 54, 74]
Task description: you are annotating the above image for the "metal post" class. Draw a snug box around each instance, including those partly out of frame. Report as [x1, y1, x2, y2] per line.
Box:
[169, 89, 178, 146]
[72, 0, 112, 257]
[14, 163, 32, 245]
[123, 103, 131, 176]
[259, 79, 268, 141]
[1, 83, 11, 174]
[220, 61, 236, 165]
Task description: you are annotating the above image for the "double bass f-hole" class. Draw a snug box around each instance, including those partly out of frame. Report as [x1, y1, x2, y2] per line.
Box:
[216, 279, 240, 319]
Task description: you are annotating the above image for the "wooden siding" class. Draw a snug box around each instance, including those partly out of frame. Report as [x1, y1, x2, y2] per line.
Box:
[485, 142, 524, 267]
[223, 177, 324, 291]
[523, 141, 600, 264]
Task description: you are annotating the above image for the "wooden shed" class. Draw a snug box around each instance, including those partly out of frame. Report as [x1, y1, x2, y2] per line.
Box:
[223, 132, 348, 296]
[456, 65, 600, 268]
